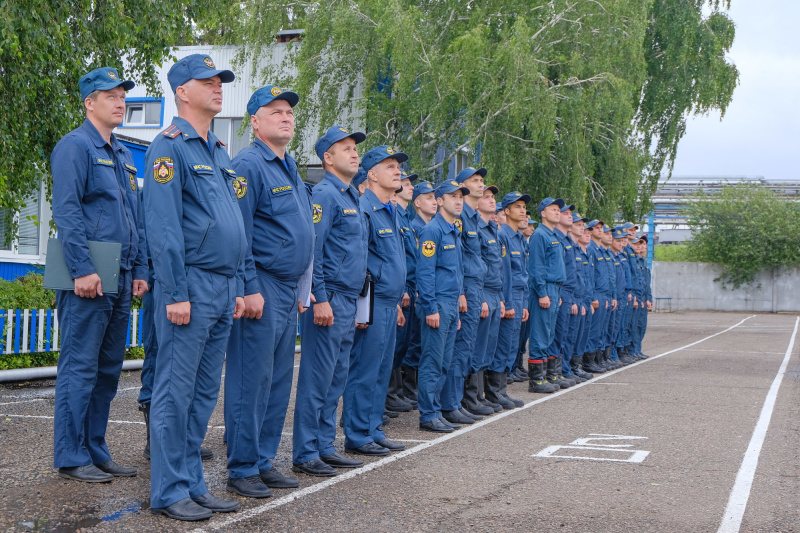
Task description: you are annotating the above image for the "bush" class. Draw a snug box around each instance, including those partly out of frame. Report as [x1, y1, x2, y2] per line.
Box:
[0, 347, 145, 371]
[0, 273, 55, 309]
[653, 244, 694, 262]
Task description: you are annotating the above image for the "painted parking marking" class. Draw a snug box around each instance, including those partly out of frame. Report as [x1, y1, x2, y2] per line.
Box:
[533, 434, 650, 463]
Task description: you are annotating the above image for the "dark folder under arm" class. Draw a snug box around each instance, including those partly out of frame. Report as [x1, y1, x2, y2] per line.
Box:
[43, 238, 122, 294]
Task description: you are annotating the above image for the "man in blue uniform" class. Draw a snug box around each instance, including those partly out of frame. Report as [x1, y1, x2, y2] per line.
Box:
[486, 192, 531, 406]
[620, 222, 642, 360]
[568, 214, 593, 380]
[52, 67, 147, 483]
[527, 198, 567, 393]
[292, 126, 368, 477]
[386, 169, 418, 413]
[510, 216, 535, 384]
[609, 228, 630, 365]
[584, 220, 612, 372]
[599, 225, 620, 369]
[632, 236, 653, 357]
[549, 202, 581, 385]
[343, 145, 408, 456]
[416, 181, 469, 432]
[224, 85, 313, 498]
[144, 54, 246, 520]
[441, 167, 489, 425]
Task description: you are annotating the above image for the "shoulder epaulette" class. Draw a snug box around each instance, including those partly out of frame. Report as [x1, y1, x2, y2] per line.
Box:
[218, 139, 227, 147]
[162, 125, 181, 139]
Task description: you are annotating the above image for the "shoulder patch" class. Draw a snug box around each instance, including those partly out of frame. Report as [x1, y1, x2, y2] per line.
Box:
[421, 240, 436, 257]
[161, 125, 181, 139]
[153, 157, 174, 183]
[312, 204, 323, 224]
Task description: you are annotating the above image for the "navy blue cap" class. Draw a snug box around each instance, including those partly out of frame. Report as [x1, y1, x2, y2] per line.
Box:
[613, 228, 627, 239]
[622, 221, 639, 229]
[603, 225, 613, 233]
[587, 219, 604, 229]
[527, 218, 537, 225]
[501, 191, 532, 210]
[167, 54, 235, 93]
[538, 197, 565, 214]
[413, 181, 435, 201]
[435, 180, 470, 198]
[496, 204, 505, 213]
[79, 67, 134, 100]
[361, 145, 409, 171]
[455, 167, 487, 183]
[353, 168, 368, 188]
[560, 202, 576, 212]
[572, 213, 589, 224]
[315, 125, 366, 161]
[484, 185, 499, 195]
[400, 170, 418, 183]
[247, 85, 300, 116]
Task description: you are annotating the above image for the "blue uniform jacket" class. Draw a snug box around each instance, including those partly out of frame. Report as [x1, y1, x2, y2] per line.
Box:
[604, 246, 617, 299]
[416, 213, 463, 316]
[478, 217, 503, 295]
[643, 264, 652, 301]
[397, 204, 417, 297]
[555, 228, 578, 304]
[528, 224, 566, 299]
[499, 224, 528, 307]
[52, 119, 147, 281]
[613, 250, 627, 300]
[587, 240, 610, 300]
[360, 190, 406, 302]
[626, 245, 643, 297]
[231, 139, 313, 293]
[459, 203, 488, 286]
[572, 239, 585, 303]
[143, 117, 246, 303]
[579, 246, 594, 305]
[310, 172, 368, 302]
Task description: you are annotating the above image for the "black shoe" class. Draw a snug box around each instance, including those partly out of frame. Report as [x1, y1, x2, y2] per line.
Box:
[382, 414, 390, 425]
[58, 464, 112, 483]
[227, 475, 272, 498]
[200, 447, 213, 461]
[151, 497, 212, 521]
[320, 452, 363, 469]
[459, 407, 483, 421]
[95, 460, 137, 477]
[345, 442, 390, 456]
[481, 398, 503, 412]
[501, 392, 524, 408]
[192, 492, 240, 512]
[511, 369, 526, 383]
[384, 410, 399, 418]
[260, 468, 300, 489]
[439, 417, 462, 430]
[375, 438, 405, 451]
[385, 400, 413, 412]
[442, 409, 474, 425]
[419, 419, 453, 433]
[506, 374, 514, 385]
[293, 458, 339, 477]
[139, 402, 151, 460]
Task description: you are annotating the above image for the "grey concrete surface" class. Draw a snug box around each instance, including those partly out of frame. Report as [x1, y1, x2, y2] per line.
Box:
[652, 262, 800, 312]
[0, 312, 798, 532]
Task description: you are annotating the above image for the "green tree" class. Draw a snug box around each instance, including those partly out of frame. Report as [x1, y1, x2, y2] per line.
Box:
[218, 0, 737, 223]
[684, 183, 800, 288]
[0, 0, 212, 243]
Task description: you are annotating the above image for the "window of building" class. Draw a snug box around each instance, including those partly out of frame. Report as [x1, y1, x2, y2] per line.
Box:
[211, 118, 252, 157]
[0, 189, 41, 258]
[121, 98, 163, 128]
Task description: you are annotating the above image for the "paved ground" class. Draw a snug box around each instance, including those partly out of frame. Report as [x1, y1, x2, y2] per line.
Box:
[1, 311, 799, 532]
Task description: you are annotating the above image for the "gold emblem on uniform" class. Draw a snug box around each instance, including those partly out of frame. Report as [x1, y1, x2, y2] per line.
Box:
[271, 87, 282, 96]
[107, 71, 118, 80]
[502, 244, 507, 257]
[204, 57, 215, 68]
[233, 177, 248, 199]
[421, 240, 436, 258]
[454, 218, 463, 232]
[129, 173, 137, 191]
[153, 157, 174, 184]
[312, 204, 323, 224]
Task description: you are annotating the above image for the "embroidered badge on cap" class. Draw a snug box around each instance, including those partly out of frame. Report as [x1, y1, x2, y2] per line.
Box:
[271, 87, 282, 96]
[450, 180, 458, 186]
[108, 71, 118, 80]
[421, 240, 436, 257]
[339, 127, 349, 133]
[233, 177, 248, 199]
[153, 157, 174, 184]
[204, 57, 215, 68]
[312, 204, 323, 224]
[426, 183, 433, 189]
[386, 147, 394, 155]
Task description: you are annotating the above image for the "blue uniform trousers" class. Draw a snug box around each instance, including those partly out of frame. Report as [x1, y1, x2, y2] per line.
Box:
[472, 288, 502, 373]
[528, 283, 561, 362]
[417, 301, 459, 423]
[559, 305, 582, 376]
[149, 268, 236, 508]
[515, 306, 532, 372]
[54, 270, 132, 468]
[442, 283, 482, 412]
[402, 296, 422, 369]
[550, 296, 572, 372]
[633, 305, 647, 354]
[573, 306, 588, 358]
[607, 299, 625, 359]
[138, 267, 157, 405]
[620, 296, 636, 349]
[344, 300, 398, 448]
[589, 298, 609, 352]
[225, 271, 298, 479]
[615, 297, 630, 349]
[293, 291, 357, 464]
[393, 303, 412, 368]
[491, 293, 524, 373]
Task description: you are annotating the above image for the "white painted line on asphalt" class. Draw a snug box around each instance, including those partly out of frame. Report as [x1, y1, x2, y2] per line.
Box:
[717, 316, 799, 533]
[191, 314, 757, 533]
[0, 398, 45, 406]
[588, 382, 628, 386]
[118, 386, 141, 392]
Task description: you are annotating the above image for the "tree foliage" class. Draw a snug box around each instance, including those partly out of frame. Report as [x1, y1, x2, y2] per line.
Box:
[0, 0, 211, 243]
[219, 0, 737, 223]
[684, 183, 800, 288]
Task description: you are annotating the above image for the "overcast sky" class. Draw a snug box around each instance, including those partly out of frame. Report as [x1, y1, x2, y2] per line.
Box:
[669, 0, 800, 181]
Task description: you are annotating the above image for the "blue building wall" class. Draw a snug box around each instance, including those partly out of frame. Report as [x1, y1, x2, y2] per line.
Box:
[0, 262, 42, 281]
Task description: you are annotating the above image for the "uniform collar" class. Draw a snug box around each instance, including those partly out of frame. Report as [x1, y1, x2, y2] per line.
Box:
[253, 137, 294, 165]
[433, 212, 457, 234]
[172, 116, 223, 147]
[535, 224, 555, 238]
[82, 118, 122, 151]
[500, 223, 521, 238]
[362, 188, 393, 215]
[462, 202, 478, 220]
[323, 171, 359, 196]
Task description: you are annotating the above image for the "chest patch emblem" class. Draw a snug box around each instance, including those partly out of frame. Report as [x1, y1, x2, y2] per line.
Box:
[313, 204, 323, 224]
[233, 177, 247, 199]
[421, 240, 436, 258]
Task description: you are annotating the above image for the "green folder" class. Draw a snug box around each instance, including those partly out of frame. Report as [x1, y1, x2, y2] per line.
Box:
[43, 238, 122, 294]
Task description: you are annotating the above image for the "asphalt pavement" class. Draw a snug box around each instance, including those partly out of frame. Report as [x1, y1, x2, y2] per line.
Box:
[1, 311, 798, 532]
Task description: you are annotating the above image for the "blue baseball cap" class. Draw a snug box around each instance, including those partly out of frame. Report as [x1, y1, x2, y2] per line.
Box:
[79, 67, 135, 100]
[586, 219, 604, 229]
[603, 225, 613, 233]
[501, 191, 532, 210]
[572, 213, 589, 224]
[315, 125, 366, 161]
[361, 145, 409, 171]
[484, 185, 499, 195]
[622, 221, 639, 230]
[400, 170, 418, 183]
[167, 54, 235, 93]
[613, 228, 627, 239]
[435, 180, 470, 198]
[527, 218, 537, 225]
[352, 168, 368, 188]
[247, 85, 300, 116]
[496, 204, 505, 213]
[560, 202, 576, 212]
[455, 167, 487, 183]
[413, 181, 435, 200]
[538, 197, 565, 214]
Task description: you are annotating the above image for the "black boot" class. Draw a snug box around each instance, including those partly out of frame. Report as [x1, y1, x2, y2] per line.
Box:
[139, 402, 151, 460]
[385, 368, 413, 412]
[556, 356, 577, 387]
[528, 360, 558, 393]
[478, 371, 502, 412]
[546, 357, 568, 389]
[462, 372, 494, 416]
[604, 346, 621, 369]
[572, 354, 594, 380]
[484, 371, 516, 410]
[498, 371, 523, 408]
[582, 351, 603, 373]
[400, 365, 418, 408]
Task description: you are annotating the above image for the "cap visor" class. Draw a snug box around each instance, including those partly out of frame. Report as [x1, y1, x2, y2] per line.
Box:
[121, 80, 135, 91]
[348, 131, 367, 144]
[520, 194, 532, 204]
[274, 91, 300, 107]
[485, 185, 499, 194]
[196, 69, 236, 83]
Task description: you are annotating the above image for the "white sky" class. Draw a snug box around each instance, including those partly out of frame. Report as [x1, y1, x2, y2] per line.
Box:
[669, 0, 800, 180]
